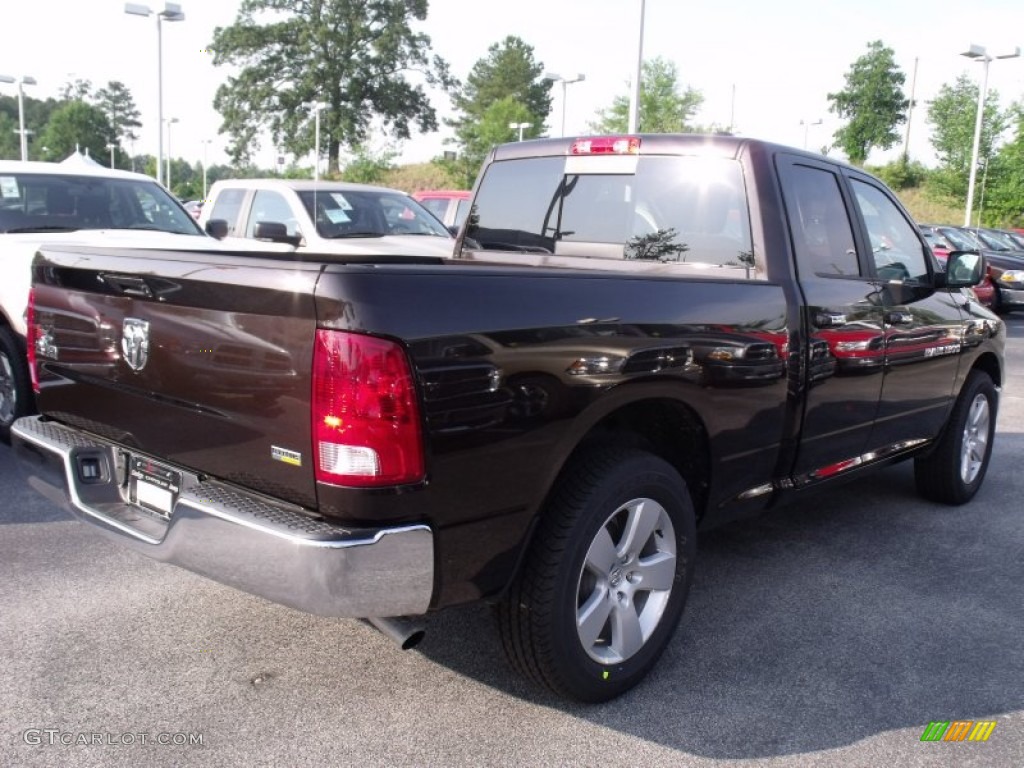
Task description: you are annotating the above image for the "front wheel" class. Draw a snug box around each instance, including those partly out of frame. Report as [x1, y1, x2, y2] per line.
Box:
[497, 448, 697, 702]
[914, 370, 997, 505]
[0, 327, 33, 443]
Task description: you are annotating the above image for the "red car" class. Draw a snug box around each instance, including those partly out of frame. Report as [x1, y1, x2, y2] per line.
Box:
[411, 189, 471, 230]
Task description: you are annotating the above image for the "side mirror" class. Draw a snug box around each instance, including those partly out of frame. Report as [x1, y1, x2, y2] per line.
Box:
[254, 221, 302, 247]
[941, 250, 985, 288]
[205, 218, 228, 239]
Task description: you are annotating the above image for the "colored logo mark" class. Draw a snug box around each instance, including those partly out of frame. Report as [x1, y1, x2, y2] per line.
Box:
[920, 720, 997, 742]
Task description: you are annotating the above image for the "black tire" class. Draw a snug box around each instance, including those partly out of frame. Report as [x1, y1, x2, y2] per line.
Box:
[497, 447, 697, 702]
[914, 370, 997, 505]
[0, 326, 33, 444]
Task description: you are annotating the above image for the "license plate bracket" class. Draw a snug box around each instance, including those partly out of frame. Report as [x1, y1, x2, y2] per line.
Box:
[129, 456, 181, 518]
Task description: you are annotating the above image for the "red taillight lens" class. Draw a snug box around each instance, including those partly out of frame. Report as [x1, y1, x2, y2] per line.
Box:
[312, 329, 424, 487]
[26, 288, 40, 394]
[570, 137, 641, 155]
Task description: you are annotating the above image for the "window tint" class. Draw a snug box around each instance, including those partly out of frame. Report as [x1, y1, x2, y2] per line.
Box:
[466, 155, 754, 268]
[0, 173, 201, 235]
[850, 179, 929, 282]
[418, 198, 448, 221]
[209, 188, 247, 235]
[782, 164, 858, 277]
[245, 190, 298, 237]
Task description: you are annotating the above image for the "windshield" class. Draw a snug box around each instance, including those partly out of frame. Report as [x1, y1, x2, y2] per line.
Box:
[298, 189, 450, 239]
[0, 172, 203, 235]
[939, 227, 981, 251]
[465, 155, 754, 268]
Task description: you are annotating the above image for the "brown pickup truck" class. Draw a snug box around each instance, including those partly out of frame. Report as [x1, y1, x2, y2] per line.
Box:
[12, 134, 1003, 702]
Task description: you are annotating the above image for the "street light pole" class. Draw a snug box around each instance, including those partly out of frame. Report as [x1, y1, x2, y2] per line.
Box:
[961, 44, 1021, 227]
[800, 118, 822, 150]
[106, 143, 117, 168]
[628, 0, 646, 133]
[164, 117, 178, 192]
[201, 139, 212, 200]
[508, 121, 531, 141]
[2, 75, 38, 161]
[542, 72, 586, 137]
[125, 3, 185, 187]
[307, 102, 328, 181]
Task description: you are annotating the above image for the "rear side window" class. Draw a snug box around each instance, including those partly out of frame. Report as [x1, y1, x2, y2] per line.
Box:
[209, 188, 247, 235]
[466, 155, 754, 270]
[780, 164, 859, 277]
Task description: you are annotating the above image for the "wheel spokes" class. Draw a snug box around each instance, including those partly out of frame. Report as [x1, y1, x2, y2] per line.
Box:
[634, 551, 676, 592]
[609, 600, 645, 660]
[617, 499, 661, 558]
[576, 588, 613, 650]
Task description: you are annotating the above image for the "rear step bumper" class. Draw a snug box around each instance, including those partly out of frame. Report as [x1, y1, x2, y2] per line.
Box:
[11, 416, 434, 618]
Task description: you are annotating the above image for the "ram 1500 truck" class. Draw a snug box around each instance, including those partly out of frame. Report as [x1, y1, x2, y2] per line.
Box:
[12, 135, 1004, 703]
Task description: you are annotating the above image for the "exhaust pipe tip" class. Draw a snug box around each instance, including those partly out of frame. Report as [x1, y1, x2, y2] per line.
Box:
[365, 616, 426, 650]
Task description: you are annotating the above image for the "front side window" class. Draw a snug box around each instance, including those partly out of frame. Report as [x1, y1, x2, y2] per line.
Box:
[850, 179, 929, 282]
[245, 190, 298, 237]
[465, 155, 754, 269]
[208, 188, 247, 235]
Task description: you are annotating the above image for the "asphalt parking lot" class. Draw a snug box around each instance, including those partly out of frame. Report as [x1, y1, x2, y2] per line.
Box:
[1, 316, 1022, 768]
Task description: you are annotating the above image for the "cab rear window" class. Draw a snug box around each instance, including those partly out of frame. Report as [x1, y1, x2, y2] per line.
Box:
[465, 155, 754, 271]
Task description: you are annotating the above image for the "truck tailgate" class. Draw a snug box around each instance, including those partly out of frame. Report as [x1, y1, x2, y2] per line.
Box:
[30, 246, 321, 510]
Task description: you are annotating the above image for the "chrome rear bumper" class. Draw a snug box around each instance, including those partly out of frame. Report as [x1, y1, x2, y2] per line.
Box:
[11, 416, 434, 618]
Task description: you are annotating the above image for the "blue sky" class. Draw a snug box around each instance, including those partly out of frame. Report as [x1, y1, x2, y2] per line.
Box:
[3, 0, 1023, 170]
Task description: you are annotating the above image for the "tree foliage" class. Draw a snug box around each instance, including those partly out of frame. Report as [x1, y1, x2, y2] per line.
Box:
[210, 0, 456, 173]
[589, 57, 703, 134]
[95, 81, 143, 146]
[446, 36, 551, 186]
[38, 101, 115, 162]
[926, 74, 1005, 199]
[827, 41, 909, 165]
[982, 103, 1024, 226]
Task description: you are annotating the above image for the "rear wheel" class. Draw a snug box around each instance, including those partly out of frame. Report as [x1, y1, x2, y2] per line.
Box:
[0, 326, 32, 443]
[497, 448, 696, 702]
[914, 370, 997, 505]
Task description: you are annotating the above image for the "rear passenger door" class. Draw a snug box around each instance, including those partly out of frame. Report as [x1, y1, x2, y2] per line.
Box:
[777, 155, 888, 480]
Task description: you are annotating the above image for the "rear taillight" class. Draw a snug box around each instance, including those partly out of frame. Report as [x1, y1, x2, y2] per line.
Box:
[312, 329, 424, 487]
[26, 288, 40, 394]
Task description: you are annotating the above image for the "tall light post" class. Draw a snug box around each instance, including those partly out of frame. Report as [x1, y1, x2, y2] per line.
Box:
[628, 0, 646, 133]
[543, 72, 586, 137]
[106, 143, 117, 168]
[1, 75, 37, 161]
[164, 117, 179, 192]
[800, 118, 822, 150]
[305, 101, 328, 181]
[961, 43, 1021, 227]
[201, 139, 212, 200]
[509, 121, 531, 142]
[125, 2, 186, 187]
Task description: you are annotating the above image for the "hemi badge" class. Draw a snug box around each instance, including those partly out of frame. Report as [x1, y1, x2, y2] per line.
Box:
[271, 446, 302, 467]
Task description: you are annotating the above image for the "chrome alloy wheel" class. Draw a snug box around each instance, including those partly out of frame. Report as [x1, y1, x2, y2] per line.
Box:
[960, 393, 991, 485]
[575, 497, 676, 664]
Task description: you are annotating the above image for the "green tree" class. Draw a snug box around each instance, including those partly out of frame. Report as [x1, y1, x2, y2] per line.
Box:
[827, 41, 909, 165]
[340, 144, 398, 184]
[983, 104, 1024, 226]
[589, 56, 703, 134]
[95, 81, 143, 150]
[60, 78, 93, 102]
[38, 101, 114, 162]
[447, 36, 551, 185]
[926, 74, 1005, 200]
[210, 0, 456, 173]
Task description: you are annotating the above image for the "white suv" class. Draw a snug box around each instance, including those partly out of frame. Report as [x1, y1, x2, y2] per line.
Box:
[0, 159, 213, 440]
